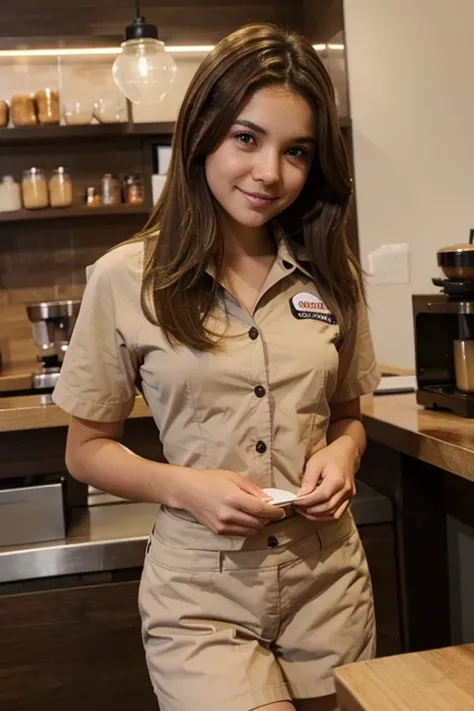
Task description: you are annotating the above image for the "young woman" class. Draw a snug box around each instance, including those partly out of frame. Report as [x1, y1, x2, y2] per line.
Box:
[54, 22, 380, 711]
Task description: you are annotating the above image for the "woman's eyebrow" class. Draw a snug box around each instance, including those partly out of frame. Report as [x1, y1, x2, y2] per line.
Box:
[233, 118, 316, 144]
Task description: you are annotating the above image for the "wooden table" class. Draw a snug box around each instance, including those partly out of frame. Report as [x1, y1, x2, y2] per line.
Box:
[335, 645, 474, 711]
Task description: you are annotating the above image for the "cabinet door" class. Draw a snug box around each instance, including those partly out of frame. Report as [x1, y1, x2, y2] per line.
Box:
[0, 580, 157, 711]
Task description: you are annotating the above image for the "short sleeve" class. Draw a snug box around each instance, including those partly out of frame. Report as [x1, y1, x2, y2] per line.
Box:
[330, 297, 381, 403]
[52, 263, 138, 422]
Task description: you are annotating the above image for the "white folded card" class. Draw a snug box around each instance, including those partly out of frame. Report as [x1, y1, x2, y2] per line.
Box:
[263, 488, 299, 506]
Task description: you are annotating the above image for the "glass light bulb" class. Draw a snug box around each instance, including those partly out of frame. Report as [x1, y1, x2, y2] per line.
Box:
[112, 38, 177, 104]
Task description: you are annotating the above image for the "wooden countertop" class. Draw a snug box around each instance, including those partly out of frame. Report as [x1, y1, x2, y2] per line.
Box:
[0, 394, 151, 432]
[0, 361, 38, 393]
[362, 393, 474, 483]
[335, 644, 474, 711]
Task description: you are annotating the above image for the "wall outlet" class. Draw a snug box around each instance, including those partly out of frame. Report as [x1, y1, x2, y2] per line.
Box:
[367, 243, 410, 284]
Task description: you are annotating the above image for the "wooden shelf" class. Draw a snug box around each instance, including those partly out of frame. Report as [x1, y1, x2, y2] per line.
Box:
[0, 118, 350, 146]
[0, 204, 151, 223]
[0, 122, 175, 146]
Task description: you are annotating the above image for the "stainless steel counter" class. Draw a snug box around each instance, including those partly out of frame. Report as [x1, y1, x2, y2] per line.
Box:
[0, 501, 156, 584]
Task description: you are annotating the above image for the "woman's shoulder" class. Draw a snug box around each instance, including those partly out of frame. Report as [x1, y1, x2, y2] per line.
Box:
[86, 240, 145, 288]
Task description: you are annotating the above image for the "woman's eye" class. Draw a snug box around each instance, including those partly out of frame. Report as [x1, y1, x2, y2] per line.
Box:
[234, 132, 255, 146]
[287, 146, 310, 159]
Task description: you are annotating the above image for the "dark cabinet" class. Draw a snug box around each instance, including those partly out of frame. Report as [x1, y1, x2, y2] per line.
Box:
[0, 578, 156, 711]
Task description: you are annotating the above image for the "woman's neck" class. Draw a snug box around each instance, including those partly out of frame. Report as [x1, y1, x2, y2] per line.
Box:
[220, 219, 276, 266]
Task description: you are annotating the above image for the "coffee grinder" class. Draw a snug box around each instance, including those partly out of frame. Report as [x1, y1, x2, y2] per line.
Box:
[26, 299, 81, 403]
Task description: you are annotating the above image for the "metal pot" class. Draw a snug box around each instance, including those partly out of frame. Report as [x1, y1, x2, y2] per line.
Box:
[438, 229, 474, 280]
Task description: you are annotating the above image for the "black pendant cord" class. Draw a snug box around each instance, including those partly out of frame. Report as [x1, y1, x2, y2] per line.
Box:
[134, 0, 142, 19]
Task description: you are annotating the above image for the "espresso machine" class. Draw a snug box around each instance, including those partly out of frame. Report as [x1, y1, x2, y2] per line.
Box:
[413, 231, 474, 418]
[26, 299, 81, 402]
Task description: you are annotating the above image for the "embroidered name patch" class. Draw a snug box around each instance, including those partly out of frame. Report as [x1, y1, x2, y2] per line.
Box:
[289, 291, 337, 324]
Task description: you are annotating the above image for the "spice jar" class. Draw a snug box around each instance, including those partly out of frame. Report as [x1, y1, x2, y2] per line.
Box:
[11, 94, 37, 127]
[0, 101, 9, 128]
[0, 176, 22, 212]
[21, 168, 49, 209]
[63, 99, 93, 126]
[100, 173, 121, 206]
[49, 167, 72, 208]
[35, 89, 60, 125]
[123, 174, 144, 206]
[85, 187, 101, 207]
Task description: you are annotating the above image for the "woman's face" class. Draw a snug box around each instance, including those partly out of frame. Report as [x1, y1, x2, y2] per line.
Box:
[205, 85, 316, 231]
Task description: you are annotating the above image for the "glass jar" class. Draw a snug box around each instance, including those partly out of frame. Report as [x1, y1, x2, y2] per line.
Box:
[0, 101, 9, 128]
[35, 89, 60, 125]
[21, 168, 49, 209]
[93, 97, 123, 123]
[49, 167, 72, 208]
[123, 174, 144, 206]
[85, 187, 101, 207]
[100, 173, 121, 206]
[11, 94, 37, 127]
[0, 176, 22, 212]
[63, 99, 93, 126]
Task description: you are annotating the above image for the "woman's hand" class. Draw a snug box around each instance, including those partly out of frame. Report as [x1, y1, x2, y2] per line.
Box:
[294, 436, 359, 520]
[169, 468, 285, 536]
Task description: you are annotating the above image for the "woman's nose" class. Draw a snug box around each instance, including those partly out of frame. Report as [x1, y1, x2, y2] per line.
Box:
[252, 150, 280, 185]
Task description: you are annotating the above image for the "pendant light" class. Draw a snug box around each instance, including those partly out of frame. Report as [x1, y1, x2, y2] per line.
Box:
[112, 0, 177, 104]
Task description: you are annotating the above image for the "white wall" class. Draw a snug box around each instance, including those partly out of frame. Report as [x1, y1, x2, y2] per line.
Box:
[344, 0, 474, 368]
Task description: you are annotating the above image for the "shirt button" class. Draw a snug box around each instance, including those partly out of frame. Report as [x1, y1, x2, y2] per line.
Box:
[248, 327, 259, 340]
[267, 536, 279, 548]
[254, 385, 266, 398]
[256, 440, 267, 454]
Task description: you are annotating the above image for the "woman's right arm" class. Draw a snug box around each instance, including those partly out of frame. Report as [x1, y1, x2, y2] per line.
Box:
[66, 415, 186, 506]
[65, 415, 284, 534]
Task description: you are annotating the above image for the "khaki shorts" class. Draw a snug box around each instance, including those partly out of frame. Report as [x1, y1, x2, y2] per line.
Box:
[139, 506, 376, 711]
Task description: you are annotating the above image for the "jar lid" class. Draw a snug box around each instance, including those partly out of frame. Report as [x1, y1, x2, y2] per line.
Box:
[53, 166, 67, 174]
[23, 167, 44, 175]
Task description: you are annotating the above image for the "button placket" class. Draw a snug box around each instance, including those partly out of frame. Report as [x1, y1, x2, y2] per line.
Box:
[251, 323, 273, 488]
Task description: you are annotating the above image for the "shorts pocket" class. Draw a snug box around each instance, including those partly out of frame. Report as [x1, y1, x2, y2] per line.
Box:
[147, 530, 221, 573]
[317, 510, 357, 549]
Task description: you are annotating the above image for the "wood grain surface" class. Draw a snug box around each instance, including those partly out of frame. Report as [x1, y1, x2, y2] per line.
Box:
[0, 393, 151, 432]
[362, 393, 474, 483]
[335, 644, 474, 711]
[0, 0, 303, 45]
[0, 579, 156, 711]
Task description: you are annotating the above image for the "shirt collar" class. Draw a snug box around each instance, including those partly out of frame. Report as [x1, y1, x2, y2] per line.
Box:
[271, 221, 314, 280]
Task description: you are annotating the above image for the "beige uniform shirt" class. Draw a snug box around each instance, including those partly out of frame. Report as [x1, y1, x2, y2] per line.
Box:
[53, 235, 380, 492]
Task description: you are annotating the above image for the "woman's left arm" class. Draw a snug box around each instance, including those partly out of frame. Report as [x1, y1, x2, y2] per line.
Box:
[294, 398, 365, 520]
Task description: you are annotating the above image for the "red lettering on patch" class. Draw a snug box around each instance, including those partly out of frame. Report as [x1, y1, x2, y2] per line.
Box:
[298, 300, 325, 311]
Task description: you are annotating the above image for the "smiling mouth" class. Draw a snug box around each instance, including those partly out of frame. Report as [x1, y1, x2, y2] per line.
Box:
[240, 189, 279, 205]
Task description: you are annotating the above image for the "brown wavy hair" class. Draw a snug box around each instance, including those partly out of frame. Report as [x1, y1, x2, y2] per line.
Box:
[134, 22, 361, 350]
